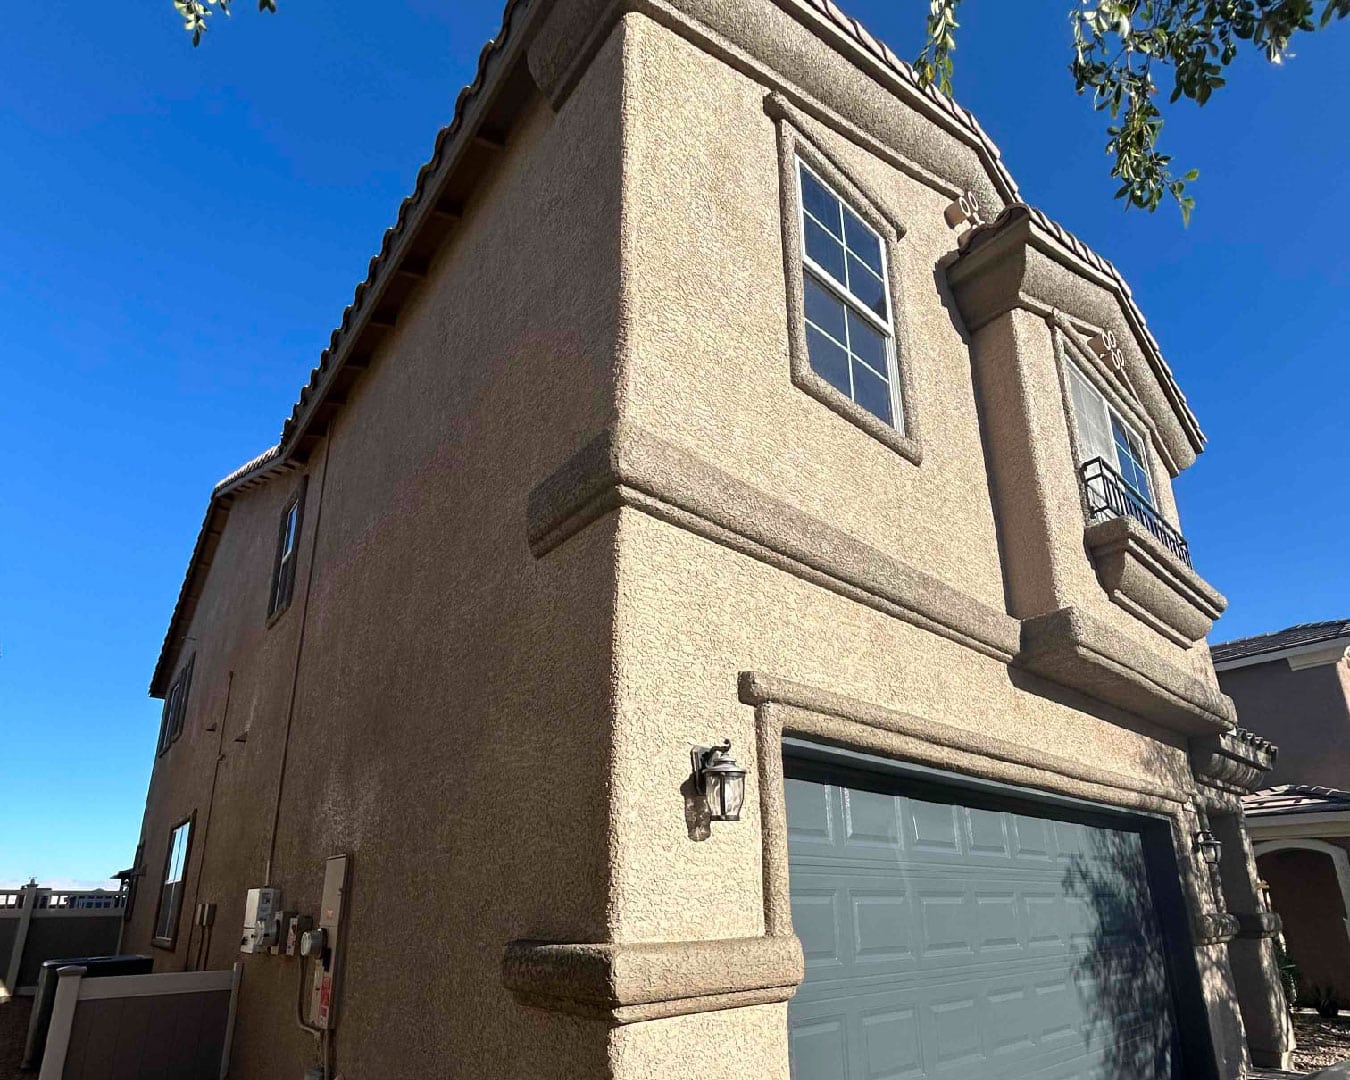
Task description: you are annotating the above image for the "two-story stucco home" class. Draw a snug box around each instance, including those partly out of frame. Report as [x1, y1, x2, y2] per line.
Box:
[123, 0, 1295, 1076]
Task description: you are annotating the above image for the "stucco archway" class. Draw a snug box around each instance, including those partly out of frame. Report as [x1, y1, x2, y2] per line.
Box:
[1255, 838, 1350, 1008]
[1253, 839, 1350, 940]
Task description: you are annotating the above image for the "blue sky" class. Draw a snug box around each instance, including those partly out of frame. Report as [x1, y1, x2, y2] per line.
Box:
[1, 2, 1345, 887]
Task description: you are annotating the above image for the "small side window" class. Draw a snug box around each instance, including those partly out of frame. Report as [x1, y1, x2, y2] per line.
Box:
[268, 481, 307, 620]
[156, 656, 195, 756]
[152, 817, 192, 948]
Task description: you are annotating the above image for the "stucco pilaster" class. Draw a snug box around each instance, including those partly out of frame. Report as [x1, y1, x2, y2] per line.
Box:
[964, 308, 1081, 619]
[1214, 812, 1296, 1070]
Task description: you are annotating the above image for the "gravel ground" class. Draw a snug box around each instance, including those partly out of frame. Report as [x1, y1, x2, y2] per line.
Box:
[1295, 1011, 1350, 1073]
[0, 998, 33, 1080]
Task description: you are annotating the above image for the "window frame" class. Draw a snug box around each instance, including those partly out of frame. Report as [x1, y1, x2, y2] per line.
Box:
[1062, 353, 1163, 513]
[155, 655, 195, 757]
[151, 814, 194, 950]
[773, 108, 922, 465]
[268, 479, 308, 622]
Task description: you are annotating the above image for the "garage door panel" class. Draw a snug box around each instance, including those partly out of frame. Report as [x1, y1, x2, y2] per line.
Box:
[787, 769, 1179, 1080]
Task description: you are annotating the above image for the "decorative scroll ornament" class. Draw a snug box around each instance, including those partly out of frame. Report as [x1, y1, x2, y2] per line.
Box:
[1088, 329, 1127, 373]
[944, 189, 984, 231]
[1087, 328, 1140, 399]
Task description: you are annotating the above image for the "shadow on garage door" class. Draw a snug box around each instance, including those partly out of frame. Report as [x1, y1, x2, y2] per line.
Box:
[784, 741, 1217, 1080]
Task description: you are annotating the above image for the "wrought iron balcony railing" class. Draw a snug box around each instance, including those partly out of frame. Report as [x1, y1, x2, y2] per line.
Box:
[1080, 457, 1192, 567]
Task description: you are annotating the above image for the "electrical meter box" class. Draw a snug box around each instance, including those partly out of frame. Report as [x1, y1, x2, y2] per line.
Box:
[239, 887, 282, 954]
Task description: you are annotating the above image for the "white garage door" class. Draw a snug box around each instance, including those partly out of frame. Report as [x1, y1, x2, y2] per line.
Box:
[786, 765, 1180, 1080]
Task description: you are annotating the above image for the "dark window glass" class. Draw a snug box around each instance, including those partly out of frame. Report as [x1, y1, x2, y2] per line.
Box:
[156, 656, 194, 756]
[1111, 415, 1153, 501]
[845, 257, 888, 321]
[800, 169, 842, 238]
[804, 216, 847, 284]
[843, 207, 884, 276]
[803, 275, 847, 344]
[269, 483, 306, 620]
[846, 310, 888, 374]
[806, 324, 852, 398]
[852, 364, 894, 427]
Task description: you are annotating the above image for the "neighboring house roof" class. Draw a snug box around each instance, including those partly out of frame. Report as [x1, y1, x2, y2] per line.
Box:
[149, 0, 1206, 695]
[1244, 785, 1350, 818]
[1212, 619, 1350, 668]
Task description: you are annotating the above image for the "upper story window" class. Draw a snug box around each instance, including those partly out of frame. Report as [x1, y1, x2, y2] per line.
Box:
[1066, 359, 1190, 564]
[268, 481, 306, 620]
[1066, 362, 1153, 502]
[769, 105, 922, 465]
[156, 655, 194, 757]
[797, 160, 903, 431]
[153, 817, 192, 947]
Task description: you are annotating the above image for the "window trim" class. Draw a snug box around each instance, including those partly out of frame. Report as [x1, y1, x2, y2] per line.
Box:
[1058, 341, 1165, 517]
[156, 655, 195, 757]
[773, 105, 922, 465]
[151, 814, 194, 950]
[267, 479, 308, 623]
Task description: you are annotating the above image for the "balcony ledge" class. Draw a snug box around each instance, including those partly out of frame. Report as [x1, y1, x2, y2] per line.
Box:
[1084, 514, 1226, 647]
[1017, 605, 1233, 735]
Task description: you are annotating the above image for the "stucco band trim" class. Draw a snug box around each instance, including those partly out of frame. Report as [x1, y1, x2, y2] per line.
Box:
[527, 425, 1021, 660]
[1083, 515, 1226, 648]
[501, 935, 804, 1023]
[1016, 606, 1232, 735]
[737, 671, 1205, 943]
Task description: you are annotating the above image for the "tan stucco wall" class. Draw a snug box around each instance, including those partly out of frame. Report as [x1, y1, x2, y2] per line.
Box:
[615, 15, 1220, 689]
[598, 10, 1242, 1075]
[128, 26, 632, 1078]
[128, 2, 1255, 1078]
[1220, 657, 1350, 788]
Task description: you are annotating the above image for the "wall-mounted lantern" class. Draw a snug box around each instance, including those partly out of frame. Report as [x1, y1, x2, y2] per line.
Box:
[691, 740, 748, 823]
[1194, 830, 1223, 868]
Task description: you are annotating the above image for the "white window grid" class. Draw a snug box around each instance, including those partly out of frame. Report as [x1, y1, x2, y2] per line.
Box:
[795, 158, 904, 430]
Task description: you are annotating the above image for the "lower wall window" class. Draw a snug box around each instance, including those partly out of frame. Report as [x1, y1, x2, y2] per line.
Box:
[152, 817, 192, 947]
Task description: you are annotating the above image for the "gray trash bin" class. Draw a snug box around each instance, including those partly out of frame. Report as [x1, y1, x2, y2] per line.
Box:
[20, 955, 153, 1070]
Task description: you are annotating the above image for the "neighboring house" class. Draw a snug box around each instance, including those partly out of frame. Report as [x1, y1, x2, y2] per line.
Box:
[122, 0, 1292, 1076]
[1214, 620, 1350, 1010]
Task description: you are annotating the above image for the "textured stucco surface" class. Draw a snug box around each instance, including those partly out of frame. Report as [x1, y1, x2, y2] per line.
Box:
[1220, 657, 1350, 788]
[617, 18, 1011, 617]
[126, 1, 1267, 1077]
[127, 26, 631, 1078]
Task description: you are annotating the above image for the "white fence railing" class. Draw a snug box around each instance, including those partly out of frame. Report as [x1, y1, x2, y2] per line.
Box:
[1, 882, 127, 999]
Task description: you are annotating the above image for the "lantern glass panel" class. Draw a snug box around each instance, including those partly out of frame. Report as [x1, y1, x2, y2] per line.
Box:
[719, 772, 746, 821]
